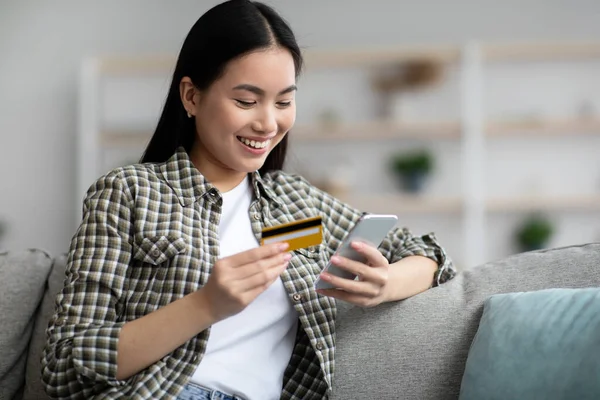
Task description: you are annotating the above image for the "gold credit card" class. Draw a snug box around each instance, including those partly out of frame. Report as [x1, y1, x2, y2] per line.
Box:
[260, 216, 322, 252]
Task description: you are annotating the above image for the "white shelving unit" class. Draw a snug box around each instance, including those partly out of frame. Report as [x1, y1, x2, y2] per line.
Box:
[78, 41, 600, 269]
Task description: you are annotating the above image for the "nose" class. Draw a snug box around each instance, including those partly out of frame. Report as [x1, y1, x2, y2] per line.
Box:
[252, 107, 277, 134]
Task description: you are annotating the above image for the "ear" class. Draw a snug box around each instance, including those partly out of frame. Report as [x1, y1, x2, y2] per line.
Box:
[179, 76, 199, 117]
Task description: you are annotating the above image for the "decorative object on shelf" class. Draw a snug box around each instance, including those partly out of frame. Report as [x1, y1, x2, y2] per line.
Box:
[389, 149, 434, 193]
[515, 213, 554, 252]
[371, 59, 444, 120]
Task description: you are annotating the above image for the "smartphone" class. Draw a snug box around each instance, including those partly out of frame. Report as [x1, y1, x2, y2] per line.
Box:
[314, 213, 398, 290]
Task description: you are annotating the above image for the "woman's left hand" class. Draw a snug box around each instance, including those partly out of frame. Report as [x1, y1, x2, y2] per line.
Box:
[316, 241, 390, 307]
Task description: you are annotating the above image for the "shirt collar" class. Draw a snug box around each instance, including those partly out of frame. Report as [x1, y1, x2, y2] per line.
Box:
[250, 170, 283, 207]
[159, 147, 282, 207]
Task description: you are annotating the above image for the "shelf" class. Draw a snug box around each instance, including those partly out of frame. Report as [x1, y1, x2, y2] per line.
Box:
[99, 118, 600, 148]
[483, 41, 600, 62]
[486, 118, 600, 137]
[338, 194, 464, 214]
[487, 195, 600, 213]
[304, 45, 460, 68]
[294, 118, 600, 140]
[98, 121, 461, 148]
[336, 193, 600, 215]
[291, 120, 461, 141]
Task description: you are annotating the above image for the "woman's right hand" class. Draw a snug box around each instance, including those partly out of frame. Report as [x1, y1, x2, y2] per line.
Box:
[199, 242, 292, 323]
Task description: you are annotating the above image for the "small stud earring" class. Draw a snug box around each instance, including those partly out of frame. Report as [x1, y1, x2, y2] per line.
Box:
[187, 112, 192, 118]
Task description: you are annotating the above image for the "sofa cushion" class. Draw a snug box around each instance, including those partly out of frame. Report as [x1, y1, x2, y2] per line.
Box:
[23, 253, 67, 400]
[0, 250, 53, 400]
[459, 288, 600, 400]
[331, 243, 600, 400]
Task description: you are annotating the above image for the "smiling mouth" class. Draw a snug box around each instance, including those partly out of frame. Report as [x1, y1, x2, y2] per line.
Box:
[236, 136, 271, 149]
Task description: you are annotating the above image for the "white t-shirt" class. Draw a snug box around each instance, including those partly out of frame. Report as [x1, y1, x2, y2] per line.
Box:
[191, 176, 299, 399]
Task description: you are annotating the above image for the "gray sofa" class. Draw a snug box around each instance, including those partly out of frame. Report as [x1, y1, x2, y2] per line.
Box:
[1, 243, 599, 400]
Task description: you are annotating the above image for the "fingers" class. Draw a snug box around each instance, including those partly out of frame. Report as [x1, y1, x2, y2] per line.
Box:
[239, 261, 289, 293]
[238, 252, 292, 280]
[318, 269, 381, 297]
[350, 241, 387, 267]
[316, 250, 388, 299]
[327, 255, 387, 287]
[227, 242, 290, 267]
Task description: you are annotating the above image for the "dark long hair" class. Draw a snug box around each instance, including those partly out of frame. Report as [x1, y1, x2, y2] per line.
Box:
[140, 0, 303, 174]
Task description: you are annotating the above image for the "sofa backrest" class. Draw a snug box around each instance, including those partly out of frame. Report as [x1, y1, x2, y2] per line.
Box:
[22, 253, 67, 400]
[0, 250, 54, 400]
[331, 243, 600, 400]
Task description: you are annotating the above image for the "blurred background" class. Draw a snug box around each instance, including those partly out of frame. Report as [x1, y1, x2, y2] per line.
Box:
[1, 0, 600, 270]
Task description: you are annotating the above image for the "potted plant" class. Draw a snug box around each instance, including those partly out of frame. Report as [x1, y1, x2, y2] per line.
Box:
[515, 213, 554, 252]
[389, 149, 434, 193]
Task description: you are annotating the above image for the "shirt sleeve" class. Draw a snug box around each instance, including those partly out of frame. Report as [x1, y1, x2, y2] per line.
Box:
[41, 171, 133, 399]
[378, 227, 456, 286]
[304, 179, 456, 287]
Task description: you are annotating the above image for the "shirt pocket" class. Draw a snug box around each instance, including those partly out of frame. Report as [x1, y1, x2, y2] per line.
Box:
[126, 235, 188, 315]
[132, 235, 187, 266]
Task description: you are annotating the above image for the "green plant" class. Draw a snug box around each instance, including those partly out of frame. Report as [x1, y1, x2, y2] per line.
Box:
[390, 150, 433, 175]
[389, 149, 434, 193]
[515, 213, 554, 251]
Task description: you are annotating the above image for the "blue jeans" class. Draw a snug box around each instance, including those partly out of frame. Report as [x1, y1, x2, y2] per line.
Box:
[177, 382, 246, 400]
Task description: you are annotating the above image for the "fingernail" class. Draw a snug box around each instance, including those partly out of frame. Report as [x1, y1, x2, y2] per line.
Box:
[283, 253, 292, 261]
[278, 242, 289, 251]
[331, 256, 340, 264]
[320, 272, 331, 281]
[352, 241, 362, 249]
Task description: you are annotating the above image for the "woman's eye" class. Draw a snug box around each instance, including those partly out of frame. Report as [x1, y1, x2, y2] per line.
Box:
[235, 100, 255, 107]
[277, 101, 292, 108]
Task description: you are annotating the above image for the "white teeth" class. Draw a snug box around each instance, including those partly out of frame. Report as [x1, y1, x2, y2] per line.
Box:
[239, 137, 270, 149]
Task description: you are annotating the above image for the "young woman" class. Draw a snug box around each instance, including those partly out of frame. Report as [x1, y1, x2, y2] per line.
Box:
[42, 1, 455, 399]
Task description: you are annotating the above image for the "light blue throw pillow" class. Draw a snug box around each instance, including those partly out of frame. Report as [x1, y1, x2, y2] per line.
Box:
[459, 288, 600, 400]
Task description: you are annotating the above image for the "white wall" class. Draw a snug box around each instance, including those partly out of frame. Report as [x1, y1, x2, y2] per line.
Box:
[1, 0, 600, 255]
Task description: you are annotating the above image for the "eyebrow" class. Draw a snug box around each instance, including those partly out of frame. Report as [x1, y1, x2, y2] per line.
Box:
[232, 84, 297, 96]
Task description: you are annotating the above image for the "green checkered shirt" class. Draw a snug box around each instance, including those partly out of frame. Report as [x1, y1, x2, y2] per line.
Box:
[42, 148, 455, 399]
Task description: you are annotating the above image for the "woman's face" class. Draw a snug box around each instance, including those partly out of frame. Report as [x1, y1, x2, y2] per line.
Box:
[181, 47, 297, 179]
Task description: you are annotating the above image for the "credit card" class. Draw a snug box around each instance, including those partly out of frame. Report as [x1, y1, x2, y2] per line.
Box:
[260, 216, 322, 252]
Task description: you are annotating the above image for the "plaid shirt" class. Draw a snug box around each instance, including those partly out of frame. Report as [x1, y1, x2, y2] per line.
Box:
[42, 148, 455, 399]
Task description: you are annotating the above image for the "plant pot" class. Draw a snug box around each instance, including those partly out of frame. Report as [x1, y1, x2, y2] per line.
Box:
[399, 171, 428, 193]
